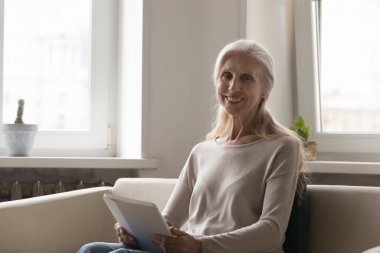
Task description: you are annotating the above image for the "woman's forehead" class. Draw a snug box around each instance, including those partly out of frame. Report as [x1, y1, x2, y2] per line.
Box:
[221, 53, 260, 72]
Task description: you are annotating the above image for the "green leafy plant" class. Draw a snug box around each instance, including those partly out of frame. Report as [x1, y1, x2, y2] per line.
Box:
[290, 116, 310, 142]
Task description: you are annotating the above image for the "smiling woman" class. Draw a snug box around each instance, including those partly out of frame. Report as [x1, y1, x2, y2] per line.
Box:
[77, 40, 308, 253]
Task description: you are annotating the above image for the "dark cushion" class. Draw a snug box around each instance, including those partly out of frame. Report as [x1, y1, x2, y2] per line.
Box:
[283, 180, 310, 253]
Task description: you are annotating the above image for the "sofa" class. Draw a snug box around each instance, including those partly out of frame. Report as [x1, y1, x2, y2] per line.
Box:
[1, 178, 380, 253]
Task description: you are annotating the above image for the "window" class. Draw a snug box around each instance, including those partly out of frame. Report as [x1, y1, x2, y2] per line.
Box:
[294, 0, 380, 154]
[3, 0, 91, 130]
[0, 0, 117, 156]
[317, 0, 380, 133]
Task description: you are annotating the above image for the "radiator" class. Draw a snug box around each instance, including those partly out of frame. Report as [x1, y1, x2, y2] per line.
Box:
[0, 180, 108, 201]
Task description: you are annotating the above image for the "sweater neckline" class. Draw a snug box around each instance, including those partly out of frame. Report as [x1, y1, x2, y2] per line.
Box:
[213, 137, 265, 148]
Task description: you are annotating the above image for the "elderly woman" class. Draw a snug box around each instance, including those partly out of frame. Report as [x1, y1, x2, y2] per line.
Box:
[78, 39, 306, 253]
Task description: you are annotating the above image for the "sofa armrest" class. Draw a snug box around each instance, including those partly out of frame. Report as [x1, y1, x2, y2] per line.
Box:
[0, 186, 116, 253]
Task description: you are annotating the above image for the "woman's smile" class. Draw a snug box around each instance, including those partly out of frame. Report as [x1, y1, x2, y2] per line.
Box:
[225, 95, 244, 104]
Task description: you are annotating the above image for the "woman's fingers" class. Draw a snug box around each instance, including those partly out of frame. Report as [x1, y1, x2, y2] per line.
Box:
[114, 223, 137, 246]
[114, 222, 124, 230]
[152, 234, 165, 247]
[120, 234, 137, 244]
[152, 229, 202, 253]
[119, 230, 136, 243]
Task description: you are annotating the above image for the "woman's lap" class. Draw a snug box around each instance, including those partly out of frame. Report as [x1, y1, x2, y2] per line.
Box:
[77, 242, 151, 253]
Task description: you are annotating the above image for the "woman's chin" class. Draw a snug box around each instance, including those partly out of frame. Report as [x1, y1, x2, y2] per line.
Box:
[223, 108, 243, 117]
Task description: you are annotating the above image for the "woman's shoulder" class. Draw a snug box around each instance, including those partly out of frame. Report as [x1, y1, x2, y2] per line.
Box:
[183, 140, 216, 166]
[262, 135, 299, 152]
[190, 139, 216, 152]
[274, 135, 299, 146]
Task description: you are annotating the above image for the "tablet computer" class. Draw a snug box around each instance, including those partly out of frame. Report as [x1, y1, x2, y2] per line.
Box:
[103, 192, 170, 253]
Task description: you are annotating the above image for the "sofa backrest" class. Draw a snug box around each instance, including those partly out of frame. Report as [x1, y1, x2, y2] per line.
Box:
[113, 178, 380, 253]
[308, 185, 380, 253]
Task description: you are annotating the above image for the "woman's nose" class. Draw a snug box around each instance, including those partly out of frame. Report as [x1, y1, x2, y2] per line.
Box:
[228, 78, 240, 91]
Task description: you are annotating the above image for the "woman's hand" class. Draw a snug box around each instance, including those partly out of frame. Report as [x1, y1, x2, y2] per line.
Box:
[114, 223, 137, 247]
[152, 227, 202, 253]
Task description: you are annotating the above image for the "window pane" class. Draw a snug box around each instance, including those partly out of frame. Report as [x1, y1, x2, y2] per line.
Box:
[319, 0, 380, 133]
[2, 0, 92, 130]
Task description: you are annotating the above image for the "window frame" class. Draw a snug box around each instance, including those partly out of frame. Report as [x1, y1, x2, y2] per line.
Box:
[0, 0, 117, 157]
[294, 0, 380, 155]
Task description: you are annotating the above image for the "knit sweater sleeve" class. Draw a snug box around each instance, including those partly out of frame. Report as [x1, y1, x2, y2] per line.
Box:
[162, 147, 198, 229]
[199, 138, 299, 253]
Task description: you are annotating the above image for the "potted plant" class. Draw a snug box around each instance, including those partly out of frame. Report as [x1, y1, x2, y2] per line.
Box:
[290, 116, 317, 161]
[2, 99, 38, 156]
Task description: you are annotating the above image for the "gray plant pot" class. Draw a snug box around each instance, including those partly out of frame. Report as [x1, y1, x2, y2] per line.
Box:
[2, 124, 38, 156]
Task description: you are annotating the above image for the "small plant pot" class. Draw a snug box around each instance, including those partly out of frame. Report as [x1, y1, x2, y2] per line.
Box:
[2, 124, 38, 156]
[304, 141, 317, 161]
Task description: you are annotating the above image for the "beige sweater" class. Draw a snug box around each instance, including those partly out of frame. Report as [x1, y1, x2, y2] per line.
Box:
[162, 136, 299, 253]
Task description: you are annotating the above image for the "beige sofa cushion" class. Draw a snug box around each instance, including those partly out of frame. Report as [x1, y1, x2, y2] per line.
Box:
[112, 178, 177, 211]
[308, 185, 380, 253]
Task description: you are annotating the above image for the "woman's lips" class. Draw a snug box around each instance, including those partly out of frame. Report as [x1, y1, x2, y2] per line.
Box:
[225, 96, 244, 103]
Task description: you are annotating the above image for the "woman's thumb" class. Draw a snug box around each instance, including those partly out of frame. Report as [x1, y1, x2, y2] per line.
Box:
[170, 226, 187, 236]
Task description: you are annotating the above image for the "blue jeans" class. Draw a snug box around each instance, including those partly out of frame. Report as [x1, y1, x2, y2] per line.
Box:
[77, 242, 151, 253]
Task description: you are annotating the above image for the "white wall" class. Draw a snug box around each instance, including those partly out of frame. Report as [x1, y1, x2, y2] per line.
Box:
[140, 0, 296, 178]
[140, 0, 244, 178]
[246, 0, 297, 127]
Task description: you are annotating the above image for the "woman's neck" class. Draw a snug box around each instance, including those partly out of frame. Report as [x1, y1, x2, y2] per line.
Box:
[230, 115, 253, 137]
[218, 134, 261, 145]
[219, 116, 261, 145]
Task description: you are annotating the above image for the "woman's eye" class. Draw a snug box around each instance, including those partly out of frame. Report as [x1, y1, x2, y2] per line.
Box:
[221, 72, 232, 81]
[241, 74, 254, 82]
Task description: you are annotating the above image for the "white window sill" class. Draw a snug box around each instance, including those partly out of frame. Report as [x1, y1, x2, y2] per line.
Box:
[308, 161, 380, 175]
[0, 156, 158, 170]
[3, 158, 378, 175]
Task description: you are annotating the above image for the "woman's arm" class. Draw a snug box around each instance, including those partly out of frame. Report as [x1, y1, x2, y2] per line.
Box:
[162, 179, 192, 228]
[162, 149, 198, 229]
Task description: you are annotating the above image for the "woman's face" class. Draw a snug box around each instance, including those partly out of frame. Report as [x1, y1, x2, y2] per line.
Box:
[216, 53, 265, 120]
